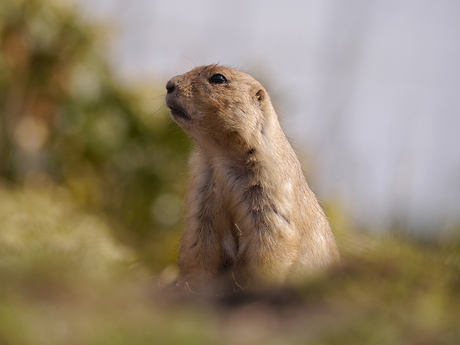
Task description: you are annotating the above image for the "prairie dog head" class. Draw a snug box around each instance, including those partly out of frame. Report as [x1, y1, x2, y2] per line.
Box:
[165, 65, 277, 154]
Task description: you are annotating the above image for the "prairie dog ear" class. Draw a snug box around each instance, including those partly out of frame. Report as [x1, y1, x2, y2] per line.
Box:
[254, 88, 266, 106]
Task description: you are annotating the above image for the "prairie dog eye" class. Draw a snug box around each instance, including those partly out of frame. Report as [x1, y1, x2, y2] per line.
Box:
[209, 74, 228, 84]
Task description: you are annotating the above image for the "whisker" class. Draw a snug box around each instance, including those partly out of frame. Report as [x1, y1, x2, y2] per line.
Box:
[166, 119, 194, 155]
[145, 103, 167, 121]
[216, 56, 229, 66]
[181, 55, 197, 68]
[150, 93, 166, 101]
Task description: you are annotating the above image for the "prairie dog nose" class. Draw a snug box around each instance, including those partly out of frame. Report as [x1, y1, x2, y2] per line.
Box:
[166, 79, 176, 93]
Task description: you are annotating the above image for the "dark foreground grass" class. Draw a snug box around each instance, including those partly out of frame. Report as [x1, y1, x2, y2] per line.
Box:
[0, 185, 459, 345]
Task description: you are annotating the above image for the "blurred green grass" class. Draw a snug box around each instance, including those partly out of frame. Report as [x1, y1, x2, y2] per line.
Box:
[1, 185, 459, 345]
[1, 1, 460, 344]
[0, 0, 190, 272]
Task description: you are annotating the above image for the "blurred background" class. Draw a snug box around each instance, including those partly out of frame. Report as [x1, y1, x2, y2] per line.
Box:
[2, 0, 460, 249]
[76, 0, 460, 237]
[1, 1, 460, 344]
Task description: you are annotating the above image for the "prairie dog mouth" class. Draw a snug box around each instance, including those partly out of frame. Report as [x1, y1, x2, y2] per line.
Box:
[169, 106, 191, 121]
[165, 97, 191, 121]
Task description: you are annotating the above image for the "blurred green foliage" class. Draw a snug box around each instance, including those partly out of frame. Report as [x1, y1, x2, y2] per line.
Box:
[0, 0, 191, 269]
[1, 185, 460, 345]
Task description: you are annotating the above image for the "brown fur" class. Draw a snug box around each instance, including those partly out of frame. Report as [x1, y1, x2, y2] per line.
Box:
[165, 65, 339, 290]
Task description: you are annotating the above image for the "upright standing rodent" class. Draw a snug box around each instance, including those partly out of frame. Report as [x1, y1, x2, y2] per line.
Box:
[165, 65, 339, 290]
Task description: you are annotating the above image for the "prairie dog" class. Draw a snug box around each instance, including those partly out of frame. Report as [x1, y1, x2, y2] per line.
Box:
[165, 65, 339, 290]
